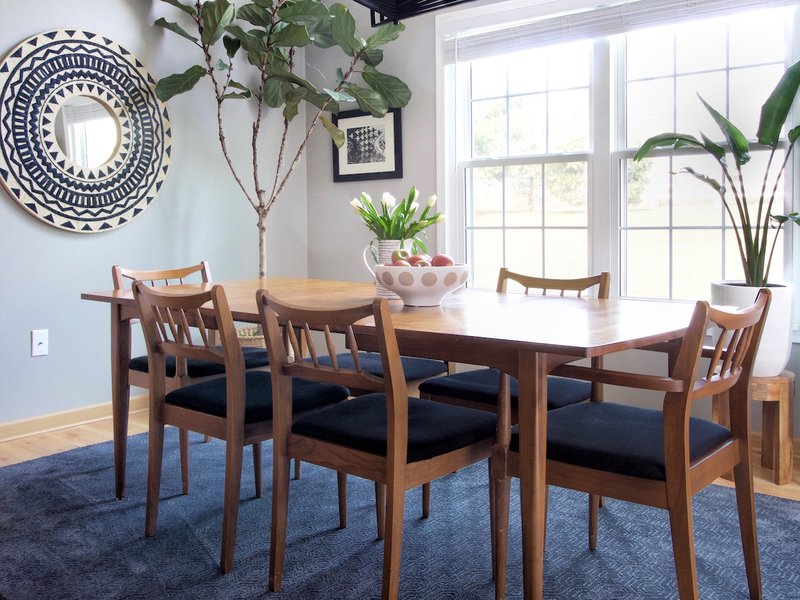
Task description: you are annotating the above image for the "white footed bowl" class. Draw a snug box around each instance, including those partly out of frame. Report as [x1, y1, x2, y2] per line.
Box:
[374, 264, 469, 307]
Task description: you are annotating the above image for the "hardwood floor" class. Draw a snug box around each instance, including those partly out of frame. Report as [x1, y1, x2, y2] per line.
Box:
[0, 409, 798, 501]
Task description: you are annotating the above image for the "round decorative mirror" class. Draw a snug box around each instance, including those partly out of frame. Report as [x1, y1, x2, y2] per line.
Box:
[0, 30, 172, 232]
[55, 96, 122, 169]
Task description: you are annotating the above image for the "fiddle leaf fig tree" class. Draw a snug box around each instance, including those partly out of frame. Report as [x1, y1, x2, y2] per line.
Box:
[154, 0, 411, 277]
[634, 60, 800, 287]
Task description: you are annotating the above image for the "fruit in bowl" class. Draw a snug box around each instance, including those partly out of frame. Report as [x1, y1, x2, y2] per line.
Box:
[373, 261, 469, 306]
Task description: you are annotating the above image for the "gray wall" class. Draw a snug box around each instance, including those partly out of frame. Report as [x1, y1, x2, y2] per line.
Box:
[0, 0, 308, 424]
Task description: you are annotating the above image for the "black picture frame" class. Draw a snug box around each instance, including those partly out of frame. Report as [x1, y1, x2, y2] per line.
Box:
[332, 107, 403, 182]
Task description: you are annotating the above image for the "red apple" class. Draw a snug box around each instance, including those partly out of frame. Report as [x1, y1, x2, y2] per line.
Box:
[431, 253, 455, 267]
[407, 254, 429, 266]
[390, 259, 411, 267]
[391, 248, 411, 262]
[414, 260, 431, 267]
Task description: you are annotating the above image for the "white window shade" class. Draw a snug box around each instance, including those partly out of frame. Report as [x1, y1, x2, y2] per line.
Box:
[442, 0, 798, 62]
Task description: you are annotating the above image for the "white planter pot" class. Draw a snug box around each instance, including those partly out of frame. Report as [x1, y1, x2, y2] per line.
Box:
[710, 281, 794, 377]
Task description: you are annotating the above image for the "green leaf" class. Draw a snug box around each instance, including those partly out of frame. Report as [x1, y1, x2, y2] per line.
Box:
[699, 133, 726, 163]
[321, 115, 345, 148]
[330, 3, 363, 54]
[155, 65, 207, 101]
[160, 0, 197, 16]
[201, 0, 235, 45]
[304, 90, 338, 113]
[680, 167, 724, 195]
[283, 101, 300, 121]
[279, 0, 330, 23]
[154, 18, 199, 43]
[323, 87, 355, 102]
[222, 92, 251, 99]
[366, 22, 404, 47]
[266, 65, 316, 91]
[215, 59, 228, 70]
[264, 78, 284, 107]
[222, 35, 241, 57]
[252, 0, 273, 7]
[362, 47, 383, 67]
[699, 95, 750, 166]
[633, 133, 706, 161]
[345, 83, 387, 116]
[757, 60, 800, 147]
[308, 17, 336, 48]
[237, 3, 271, 27]
[336, 68, 345, 84]
[225, 24, 262, 52]
[272, 23, 313, 47]
[789, 125, 800, 145]
[362, 66, 411, 108]
[225, 80, 251, 98]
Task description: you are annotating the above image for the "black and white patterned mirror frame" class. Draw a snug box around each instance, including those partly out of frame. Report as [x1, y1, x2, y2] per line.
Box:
[0, 30, 172, 232]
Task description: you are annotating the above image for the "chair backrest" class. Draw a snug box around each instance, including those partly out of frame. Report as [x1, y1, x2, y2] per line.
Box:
[258, 291, 410, 459]
[112, 261, 212, 291]
[496, 268, 610, 299]
[133, 282, 245, 398]
[663, 289, 770, 472]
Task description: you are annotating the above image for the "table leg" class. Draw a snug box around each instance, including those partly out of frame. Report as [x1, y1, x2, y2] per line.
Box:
[111, 305, 132, 499]
[517, 351, 548, 600]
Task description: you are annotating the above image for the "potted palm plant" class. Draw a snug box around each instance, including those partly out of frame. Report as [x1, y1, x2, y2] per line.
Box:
[634, 60, 800, 376]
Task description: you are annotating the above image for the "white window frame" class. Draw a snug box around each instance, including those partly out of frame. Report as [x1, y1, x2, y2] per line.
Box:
[436, 0, 799, 333]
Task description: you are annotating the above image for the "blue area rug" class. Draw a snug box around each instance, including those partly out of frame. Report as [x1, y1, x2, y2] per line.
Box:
[1, 431, 798, 599]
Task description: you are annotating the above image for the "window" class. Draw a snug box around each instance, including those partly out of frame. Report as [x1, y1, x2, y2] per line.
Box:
[439, 1, 797, 301]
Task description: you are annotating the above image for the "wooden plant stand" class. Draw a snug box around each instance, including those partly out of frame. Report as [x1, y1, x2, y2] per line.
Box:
[713, 370, 794, 485]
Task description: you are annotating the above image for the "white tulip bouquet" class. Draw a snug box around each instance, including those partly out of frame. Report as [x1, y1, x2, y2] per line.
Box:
[350, 185, 444, 254]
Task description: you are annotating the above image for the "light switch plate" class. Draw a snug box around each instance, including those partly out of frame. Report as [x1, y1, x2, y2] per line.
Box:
[31, 329, 48, 357]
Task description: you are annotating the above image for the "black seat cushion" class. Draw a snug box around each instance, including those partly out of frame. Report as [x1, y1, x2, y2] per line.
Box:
[129, 346, 268, 379]
[418, 368, 591, 411]
[165, 371, 349, 424]
[314, 352, 448, 382]
[292, 393, 497, 463]
[509, 402, 732, 481]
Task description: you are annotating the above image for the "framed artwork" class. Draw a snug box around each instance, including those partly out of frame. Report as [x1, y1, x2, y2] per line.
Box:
[332, 108, 402, 182]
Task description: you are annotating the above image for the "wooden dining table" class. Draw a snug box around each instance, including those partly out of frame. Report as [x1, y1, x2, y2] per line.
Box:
[82, 277, 695, 600]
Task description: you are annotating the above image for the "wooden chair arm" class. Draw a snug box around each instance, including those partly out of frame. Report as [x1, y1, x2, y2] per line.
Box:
[551, 364, 685, 393]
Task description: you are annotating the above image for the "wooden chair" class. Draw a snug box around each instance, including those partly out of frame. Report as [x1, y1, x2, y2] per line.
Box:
[418, 270, 610, 512]
[492, 289, 771, 600]
[133, 282, 350, 573]
[114, 262, 269, 495]
[259, 292, 499, 600]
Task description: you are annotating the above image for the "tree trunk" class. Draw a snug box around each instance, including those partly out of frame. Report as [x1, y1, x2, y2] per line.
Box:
[258, 214, 267, 279]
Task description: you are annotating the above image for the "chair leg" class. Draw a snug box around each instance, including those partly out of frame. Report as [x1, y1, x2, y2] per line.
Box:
[179, 428, 189, 495]
[421, 483, 430, 519]
[588, 493, 600, 551]
[667, 494, 700, 600]
[733, 460, 763, 599]
[204, 434, 211, 443]
[375, 482, 386, 540]
[269, 453, 291, 592]
[488, 461, 496, 580]
[144, 422, 165, 538]
[381, 480, 406, 600]
[253, 443, 263, 499]
[219, 442, 244, 574]
[493, 476, 511, 600]
[294, 459, 302, 480]
[338, 471, 348, 528]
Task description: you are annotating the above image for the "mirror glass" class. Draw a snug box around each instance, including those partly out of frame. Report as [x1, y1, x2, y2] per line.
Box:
[55, 96, 120, 168]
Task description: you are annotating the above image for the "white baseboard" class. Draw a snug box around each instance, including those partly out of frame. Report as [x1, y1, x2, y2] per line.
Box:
[0, 395, 148, 443]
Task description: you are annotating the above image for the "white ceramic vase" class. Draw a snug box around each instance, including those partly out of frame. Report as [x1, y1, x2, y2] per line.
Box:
[363, 239, 403, 300]
[710, 281, 794, 377]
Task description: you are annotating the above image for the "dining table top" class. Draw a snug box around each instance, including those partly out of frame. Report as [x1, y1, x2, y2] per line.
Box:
[82, 276, 696, 363]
